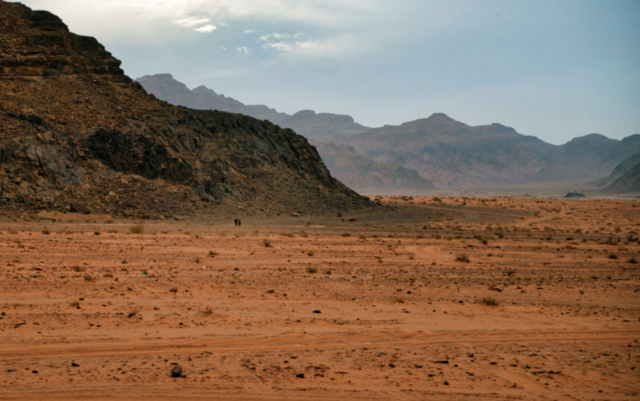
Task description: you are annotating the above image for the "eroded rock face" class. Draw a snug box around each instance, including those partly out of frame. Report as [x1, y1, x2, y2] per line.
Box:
[0, 2, 372, 217]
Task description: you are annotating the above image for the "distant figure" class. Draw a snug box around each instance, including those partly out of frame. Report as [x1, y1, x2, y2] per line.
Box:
[234, 218, 238, 226]
[238, 219, 242, 227]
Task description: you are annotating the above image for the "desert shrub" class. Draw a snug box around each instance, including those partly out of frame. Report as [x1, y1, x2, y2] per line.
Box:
[127, 309, 139, 318]
[299, 231, 309, 238]
[130, 221, 144, 234]
[94, 231, 101, 235]
[336, 212, 343, 218]
[627, 257, 638, 264]
[341, 233, 351, 237]
[306, 251, 314, 257]
[42, 229, 50, 235]
[348, 216, 357, 222]
[263, 239, 272, 247]
[307, 267, 318, 274]
[607, 253, 618, 260]
[480, 297, 498, 306]
[209, 250, 218, 257]
[456, 254, 470, 263]
[201, 307, 214, 315]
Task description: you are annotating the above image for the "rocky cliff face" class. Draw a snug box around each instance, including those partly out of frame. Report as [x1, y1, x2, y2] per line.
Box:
[0, 2, 372, 217]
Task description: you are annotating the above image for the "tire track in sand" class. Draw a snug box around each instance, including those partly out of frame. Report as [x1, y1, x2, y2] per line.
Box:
[0, 329, 637, 361]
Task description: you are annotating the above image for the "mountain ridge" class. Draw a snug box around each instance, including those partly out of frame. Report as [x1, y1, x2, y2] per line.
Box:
[137, 74, 639, 192]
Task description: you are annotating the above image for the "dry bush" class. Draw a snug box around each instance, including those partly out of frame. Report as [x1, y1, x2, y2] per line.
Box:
[263, 239, 272, 247]
[209, 250, 219, 257]
[480, 297, 498, 306]
[200, 307, 214, 315]
[130, 221, 144, 234]
[307, 267, 318, 274]
[456, 254, 470, 263]
[127, 309, 140, 318]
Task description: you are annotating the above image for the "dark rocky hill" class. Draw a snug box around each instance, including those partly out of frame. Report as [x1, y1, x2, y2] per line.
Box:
[0, 1, 373, 218]
[313, 142, 435, 194]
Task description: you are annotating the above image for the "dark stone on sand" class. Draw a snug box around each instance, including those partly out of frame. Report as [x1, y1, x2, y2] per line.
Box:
[70, 203, 91, 214]
[170, 365, 183, 378]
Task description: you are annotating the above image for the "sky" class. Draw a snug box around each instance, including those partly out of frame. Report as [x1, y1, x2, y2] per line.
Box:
[17, 0, 640, 145]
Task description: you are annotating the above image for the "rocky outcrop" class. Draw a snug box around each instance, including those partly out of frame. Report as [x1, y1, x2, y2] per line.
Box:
[0, 2, 373, 217]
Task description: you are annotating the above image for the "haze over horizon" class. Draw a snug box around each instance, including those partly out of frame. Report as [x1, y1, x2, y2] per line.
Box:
[15, 0, 640, 145]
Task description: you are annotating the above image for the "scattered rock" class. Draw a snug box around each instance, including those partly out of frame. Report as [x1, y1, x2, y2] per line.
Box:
[170, 365, 183, 378]
[69, 203, 91, 214]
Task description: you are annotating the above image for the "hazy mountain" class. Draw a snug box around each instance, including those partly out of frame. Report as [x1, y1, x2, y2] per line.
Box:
[313, 142, 435, 194]
[0, 2, 372, 217]
[603, 163, 640, 193]
[598, 152, 640, 186]
[137, 74, 369, 143]
[347, 114, 640, 189]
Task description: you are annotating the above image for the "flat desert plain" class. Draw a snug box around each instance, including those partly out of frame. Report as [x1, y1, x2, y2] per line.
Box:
[0, 196, 638, 400]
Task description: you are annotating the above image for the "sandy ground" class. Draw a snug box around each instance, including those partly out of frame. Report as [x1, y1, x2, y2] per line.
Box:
[0, 196, 638, 400]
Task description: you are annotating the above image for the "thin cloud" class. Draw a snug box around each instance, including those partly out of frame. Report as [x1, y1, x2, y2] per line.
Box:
[174, 17, 211, 28]
[194, 24, 217, 33]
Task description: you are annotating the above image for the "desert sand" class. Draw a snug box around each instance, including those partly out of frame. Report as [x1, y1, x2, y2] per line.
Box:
[0, 196, 638, 400]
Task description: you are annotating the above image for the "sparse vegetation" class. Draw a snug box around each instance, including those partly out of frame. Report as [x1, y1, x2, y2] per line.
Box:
[480, 297, 498, 306]
[130, 221, 144, 234]
[456, 254, 470, 263]
[127, 309, 140, 318]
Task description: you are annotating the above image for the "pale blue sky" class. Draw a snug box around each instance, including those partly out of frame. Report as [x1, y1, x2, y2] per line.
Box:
[18, 0, 640, 144]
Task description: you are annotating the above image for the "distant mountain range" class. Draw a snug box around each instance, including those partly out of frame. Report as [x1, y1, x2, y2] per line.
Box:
[138, 73, 640, 194]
